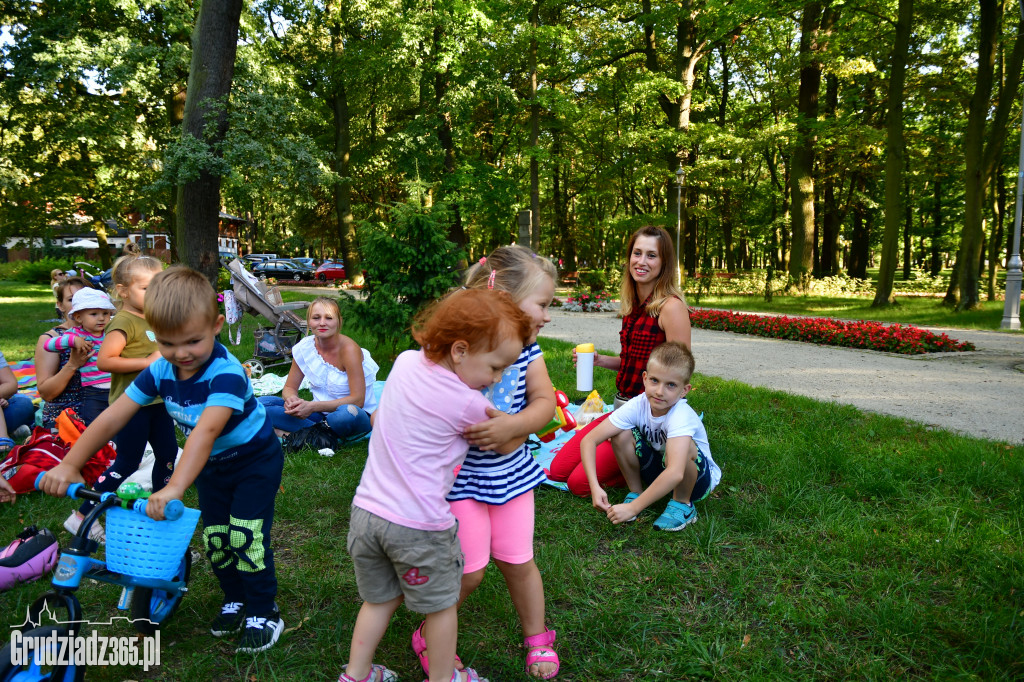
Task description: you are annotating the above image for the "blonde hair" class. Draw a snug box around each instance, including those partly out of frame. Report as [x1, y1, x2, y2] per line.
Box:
[648, 341, 695, 383]
[619, 225, 686, 318]
[464, 245, 556, 303]
[111, 255, 163, 309]
[306, 297, 342, 331]
[50, 269, 65, 286]
[144, 266, 219, 336]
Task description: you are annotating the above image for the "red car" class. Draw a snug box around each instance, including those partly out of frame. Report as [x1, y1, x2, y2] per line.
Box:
[315, 261, 347, 281]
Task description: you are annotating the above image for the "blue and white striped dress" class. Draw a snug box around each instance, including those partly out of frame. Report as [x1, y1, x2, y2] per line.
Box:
[447, 343, 547, 504]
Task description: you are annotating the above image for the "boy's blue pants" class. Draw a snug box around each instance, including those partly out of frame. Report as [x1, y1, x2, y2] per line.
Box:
[195, 439, 284, 615]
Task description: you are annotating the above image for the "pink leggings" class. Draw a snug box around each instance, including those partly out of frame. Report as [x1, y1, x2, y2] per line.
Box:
[546, 412, 627, 497]
[451, 491, 536, 574]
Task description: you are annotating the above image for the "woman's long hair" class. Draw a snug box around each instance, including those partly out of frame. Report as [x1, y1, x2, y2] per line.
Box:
[619, 225, 686, 318]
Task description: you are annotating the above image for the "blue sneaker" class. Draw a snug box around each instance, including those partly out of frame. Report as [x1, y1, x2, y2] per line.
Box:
[622, 492, 640, 522]
[653, 500, 697, 531]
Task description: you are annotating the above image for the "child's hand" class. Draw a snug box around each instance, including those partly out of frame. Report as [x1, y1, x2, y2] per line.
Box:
[146, 486, 183, 521]
[0, 477, 17, 504]
[590, 487, 610, 512]
[607, 503, 637, 525]
[38, 463, 85, 497]
[72, 336, 93, 353]
[464, 407, 520, 451]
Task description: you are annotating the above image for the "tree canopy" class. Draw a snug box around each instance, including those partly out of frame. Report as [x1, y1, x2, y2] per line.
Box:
[2, 0, 1021, 308]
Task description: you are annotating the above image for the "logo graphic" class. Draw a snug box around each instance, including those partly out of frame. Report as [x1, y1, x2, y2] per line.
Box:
[8, 603, 162, 671]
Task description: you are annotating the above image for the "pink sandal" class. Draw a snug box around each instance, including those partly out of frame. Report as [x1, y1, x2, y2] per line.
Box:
[524, 629, 559, 679]
[411, 621, 464, 676]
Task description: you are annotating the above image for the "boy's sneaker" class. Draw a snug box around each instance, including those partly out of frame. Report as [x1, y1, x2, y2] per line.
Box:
[63, 511, 105, 543]
[236, 606, 284, 653]
[210, 601, 245, 636]
[622, 492, 640, 522]
[339, 663, 398, 682]
[653, 500, 697, 532]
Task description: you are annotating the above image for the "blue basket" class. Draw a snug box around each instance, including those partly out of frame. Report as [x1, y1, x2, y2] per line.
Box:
[104, 506, 201, 580]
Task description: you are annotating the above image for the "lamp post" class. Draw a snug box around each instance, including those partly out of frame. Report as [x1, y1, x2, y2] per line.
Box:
[676, 162, 685, 285]
[1001, 0, 1024, 330]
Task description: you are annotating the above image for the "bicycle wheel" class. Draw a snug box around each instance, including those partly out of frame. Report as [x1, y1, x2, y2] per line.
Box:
[0, 625, 83, 682]
[130, 551, 192, 635]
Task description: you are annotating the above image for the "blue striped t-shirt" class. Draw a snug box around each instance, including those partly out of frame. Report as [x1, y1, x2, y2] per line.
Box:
[125, 342, 274, 462]
[447, 342, 548, 504]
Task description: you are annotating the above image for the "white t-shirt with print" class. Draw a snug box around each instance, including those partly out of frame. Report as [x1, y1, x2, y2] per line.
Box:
[608, 393, 721, 491]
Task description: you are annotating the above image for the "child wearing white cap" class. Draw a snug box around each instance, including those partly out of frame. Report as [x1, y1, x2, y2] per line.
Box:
[43, 287, 116, 426]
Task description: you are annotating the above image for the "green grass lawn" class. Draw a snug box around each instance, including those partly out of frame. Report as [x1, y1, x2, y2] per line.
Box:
[687, 294, 1010, 331]
[2, 281, 1022, 680]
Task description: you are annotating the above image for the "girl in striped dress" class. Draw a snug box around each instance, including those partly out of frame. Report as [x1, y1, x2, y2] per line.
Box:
[414, 246, 561, 679]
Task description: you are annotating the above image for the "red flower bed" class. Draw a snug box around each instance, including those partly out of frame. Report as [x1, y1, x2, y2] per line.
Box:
[689, 309, 975, 355]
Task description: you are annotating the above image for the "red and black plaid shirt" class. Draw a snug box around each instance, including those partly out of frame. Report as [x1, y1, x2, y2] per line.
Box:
[615, 294, 667, 399]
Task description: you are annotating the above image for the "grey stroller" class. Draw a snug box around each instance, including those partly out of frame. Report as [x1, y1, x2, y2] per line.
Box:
[225, 259, 308, 378]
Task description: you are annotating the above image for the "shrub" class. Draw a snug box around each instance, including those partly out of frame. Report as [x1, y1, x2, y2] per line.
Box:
[340, 189, 464, 359]
[0, 257, 79, 284]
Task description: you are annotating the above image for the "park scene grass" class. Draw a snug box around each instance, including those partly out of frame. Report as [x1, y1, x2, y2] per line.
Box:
[1, 282, 1022, 680]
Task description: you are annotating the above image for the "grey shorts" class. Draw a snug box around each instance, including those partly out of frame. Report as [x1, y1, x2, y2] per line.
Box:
[347, 505, 464, 614]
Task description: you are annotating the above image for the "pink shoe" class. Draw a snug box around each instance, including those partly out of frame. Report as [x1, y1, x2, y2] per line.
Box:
[524, 629, 559, 679]
[0, 526, 59, 591]
[411, 620, 464, 676]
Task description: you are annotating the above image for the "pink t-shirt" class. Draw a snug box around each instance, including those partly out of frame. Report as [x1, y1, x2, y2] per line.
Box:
[352, 349, 492, 531]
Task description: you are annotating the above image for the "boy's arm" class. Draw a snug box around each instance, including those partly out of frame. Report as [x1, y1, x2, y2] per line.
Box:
[38, 392, 142, 497]
[624, 435, 689, 515]
[146, 405, 233, 520]
[464, 356, 556, 452]
[580, 416, 625, 513]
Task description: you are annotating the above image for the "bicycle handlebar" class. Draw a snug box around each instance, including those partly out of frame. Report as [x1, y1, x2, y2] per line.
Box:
[35, 473, 184, 521]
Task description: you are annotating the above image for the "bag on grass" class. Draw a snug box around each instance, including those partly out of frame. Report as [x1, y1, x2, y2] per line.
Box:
[283, 422, 339, 454]
[0, 526, 59, 591]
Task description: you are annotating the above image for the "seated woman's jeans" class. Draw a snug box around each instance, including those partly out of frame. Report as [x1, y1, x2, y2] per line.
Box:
[2, 394, 36, 434]
[258, 396, 371, 439]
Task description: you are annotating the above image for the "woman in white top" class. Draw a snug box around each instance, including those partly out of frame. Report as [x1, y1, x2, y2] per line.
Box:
[258, 297, 377, 439]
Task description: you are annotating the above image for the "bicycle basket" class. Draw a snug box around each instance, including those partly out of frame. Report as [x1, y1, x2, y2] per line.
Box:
[104, 507, 201, 580]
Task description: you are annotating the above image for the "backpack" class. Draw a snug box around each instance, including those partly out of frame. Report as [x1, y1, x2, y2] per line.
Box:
[0, 526, 59, 591]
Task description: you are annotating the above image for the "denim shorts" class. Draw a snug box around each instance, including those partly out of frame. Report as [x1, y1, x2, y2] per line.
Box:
[347, 506, 463, 614]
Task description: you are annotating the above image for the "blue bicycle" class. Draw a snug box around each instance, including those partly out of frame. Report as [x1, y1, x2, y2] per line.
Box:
[0, 475, 200, 682]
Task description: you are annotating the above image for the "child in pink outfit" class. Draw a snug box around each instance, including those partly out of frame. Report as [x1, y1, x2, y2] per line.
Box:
[339, 289, 532, 682]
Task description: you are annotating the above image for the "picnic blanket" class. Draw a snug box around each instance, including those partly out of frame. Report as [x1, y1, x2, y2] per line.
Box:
[9, 359, 39, 401]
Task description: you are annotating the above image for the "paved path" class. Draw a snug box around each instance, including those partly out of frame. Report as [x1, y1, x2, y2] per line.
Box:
[541, 309, 1024, 444]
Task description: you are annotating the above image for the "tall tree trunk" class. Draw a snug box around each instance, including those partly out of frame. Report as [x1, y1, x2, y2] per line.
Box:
[432, 25, 468, 268]
[903, 172, 913, 280]
[166, 85, 186, 263]
[955, 2, 1024, 309]
[527, 0, 541, 252]
[987, 167, 1004, 300]
[788, 2, 835, 291]
[327, 2, 361, 285]
[848, 174, 869, 278]
[873, 0, 913, 307]
[176, 0, 243, 285]
[930, 176, 943, 275]
[820, 74, 841, 275]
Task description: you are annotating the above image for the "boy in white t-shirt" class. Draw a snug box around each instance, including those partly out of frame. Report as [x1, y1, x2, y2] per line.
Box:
[580, 341, 720, 531]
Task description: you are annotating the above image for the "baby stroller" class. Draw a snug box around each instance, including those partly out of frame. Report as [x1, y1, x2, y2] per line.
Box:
[225, 259, 308, 378]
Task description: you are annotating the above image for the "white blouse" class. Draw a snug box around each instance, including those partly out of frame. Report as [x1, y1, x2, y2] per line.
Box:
[291, 335, 379, 413]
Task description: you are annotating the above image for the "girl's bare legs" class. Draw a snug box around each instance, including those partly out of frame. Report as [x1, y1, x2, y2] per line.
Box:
[345, 596, 402, 680]
[423, 604, 459, 682]
[494, 558, 556, 678]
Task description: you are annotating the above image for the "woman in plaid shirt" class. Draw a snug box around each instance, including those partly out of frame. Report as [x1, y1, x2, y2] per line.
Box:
[549, 225, 691, 496]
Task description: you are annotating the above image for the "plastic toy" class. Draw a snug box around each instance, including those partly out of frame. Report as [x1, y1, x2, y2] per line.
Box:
[537, 389, 578, 443]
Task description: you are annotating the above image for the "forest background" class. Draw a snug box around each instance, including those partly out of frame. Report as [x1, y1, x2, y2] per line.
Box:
[2, 0, 1023, 314]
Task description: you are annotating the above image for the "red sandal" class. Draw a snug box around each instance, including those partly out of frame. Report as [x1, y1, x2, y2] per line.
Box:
[524, 629, 559, 679]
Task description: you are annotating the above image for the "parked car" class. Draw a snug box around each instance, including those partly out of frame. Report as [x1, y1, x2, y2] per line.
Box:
[251, 259, 314, 281]
[289, 257, 315, 269]
[314, 260, 347, 282]
[243, 253, 278, 267]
